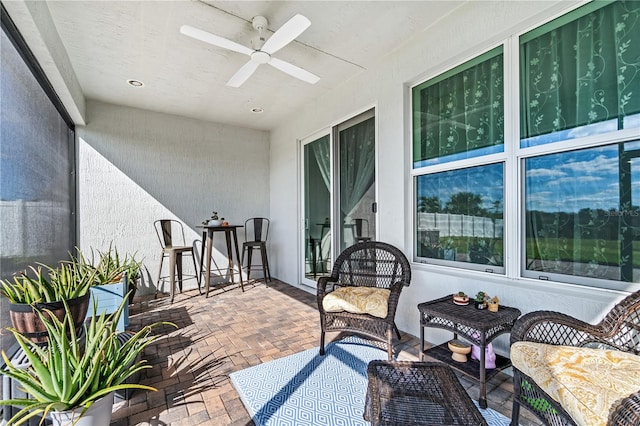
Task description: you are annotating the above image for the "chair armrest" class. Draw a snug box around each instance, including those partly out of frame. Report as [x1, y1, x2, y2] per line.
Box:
[385, 280, 409, 320]
[317, 276, 338, 310]
[510, 310, 604, 347]
[317, 276, 337, 293]
[608, 390, 640, 426]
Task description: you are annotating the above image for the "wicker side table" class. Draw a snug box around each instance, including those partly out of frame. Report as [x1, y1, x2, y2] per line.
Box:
[418, 295, 521, 408]
[364, 361, 488, 426]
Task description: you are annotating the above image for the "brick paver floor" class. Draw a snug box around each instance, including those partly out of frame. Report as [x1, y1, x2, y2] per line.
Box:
[113, 279, 542, 425]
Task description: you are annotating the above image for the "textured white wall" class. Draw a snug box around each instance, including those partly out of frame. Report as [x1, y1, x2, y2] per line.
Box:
[268, 0, 629, 355]
[78, 100, 269, 296]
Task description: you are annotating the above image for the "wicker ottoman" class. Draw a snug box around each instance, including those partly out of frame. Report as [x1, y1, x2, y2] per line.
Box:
[364, 361, 488, 426]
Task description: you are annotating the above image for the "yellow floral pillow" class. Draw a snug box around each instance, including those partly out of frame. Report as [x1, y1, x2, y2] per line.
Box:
[511, 342, 640, 426]
[322, 286, 390, 319]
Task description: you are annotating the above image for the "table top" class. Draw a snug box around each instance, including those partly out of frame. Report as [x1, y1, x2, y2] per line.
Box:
[196, 224, 243, 230]
[418, 294, 521, 331]
[365, 360, 487, 425]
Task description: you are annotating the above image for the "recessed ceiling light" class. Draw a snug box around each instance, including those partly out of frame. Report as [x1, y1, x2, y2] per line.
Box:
[251, 107, 264, 113]
[127, 79, 144, 87]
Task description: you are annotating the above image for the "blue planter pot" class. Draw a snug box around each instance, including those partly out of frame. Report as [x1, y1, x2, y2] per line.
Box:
[88, 279, 128, 332]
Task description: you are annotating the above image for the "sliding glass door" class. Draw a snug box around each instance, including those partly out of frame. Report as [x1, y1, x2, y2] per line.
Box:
[337, 111, 376, 252]
[301, 109, 376, 284]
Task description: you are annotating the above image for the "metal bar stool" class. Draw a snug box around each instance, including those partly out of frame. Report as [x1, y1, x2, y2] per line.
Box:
[241, 217, 272, 283]
[154, 219, 199, 303]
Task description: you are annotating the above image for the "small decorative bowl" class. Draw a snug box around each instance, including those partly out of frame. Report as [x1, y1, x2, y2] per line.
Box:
[208, 219, 223, 226]
[448, 340, 472, 362]
[453, 294, 469, 305]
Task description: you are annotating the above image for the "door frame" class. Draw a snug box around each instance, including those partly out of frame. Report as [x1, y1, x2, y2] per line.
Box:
[298, 106, 378, 287]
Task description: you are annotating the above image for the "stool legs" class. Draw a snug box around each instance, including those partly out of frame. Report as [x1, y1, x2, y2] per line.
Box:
[176, 252, 183, 293]
[260, 246, 271, 282]
[169, 251, 176, 303]
[192, 253, 201, 294]
[246, 248, 253, 280]
[157, 247, 198, 303]
[242, 245, 271, 283]
[156, 254, 165, 298]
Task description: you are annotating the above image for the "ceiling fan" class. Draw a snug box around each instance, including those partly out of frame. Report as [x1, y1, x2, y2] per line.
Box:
[180, 14, 320, 88]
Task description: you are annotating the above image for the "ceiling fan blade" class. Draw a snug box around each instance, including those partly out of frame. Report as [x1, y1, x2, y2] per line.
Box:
[227, 60, 261, 87]
[268, 57, 319, 84]
[180, 25, 253, 56]
[261, 14, 310, 55]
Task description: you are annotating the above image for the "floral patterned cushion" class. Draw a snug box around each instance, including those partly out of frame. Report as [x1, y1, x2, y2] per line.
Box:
[511, 342, 640, 426]
[322, 286, 390, 319]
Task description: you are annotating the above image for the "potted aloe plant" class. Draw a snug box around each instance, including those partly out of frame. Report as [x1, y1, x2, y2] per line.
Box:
[86, 247, 128, 332]
[84, 246, 143, 330]
[0, 254, 99, 343]
[0, 296, 174, 426]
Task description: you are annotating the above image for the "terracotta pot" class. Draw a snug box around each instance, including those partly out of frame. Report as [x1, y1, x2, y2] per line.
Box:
[9, 293, 90, 343]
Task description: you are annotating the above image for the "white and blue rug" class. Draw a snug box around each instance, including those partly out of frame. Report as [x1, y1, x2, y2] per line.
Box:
[230, 338, 512, 426]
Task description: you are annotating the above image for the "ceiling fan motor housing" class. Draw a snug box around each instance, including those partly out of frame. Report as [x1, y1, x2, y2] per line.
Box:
[251, 50, 270, 64]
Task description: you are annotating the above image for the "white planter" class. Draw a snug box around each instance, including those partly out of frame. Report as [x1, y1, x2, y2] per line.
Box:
[208, 219, 223, 226]
[50, 392, 114, 426]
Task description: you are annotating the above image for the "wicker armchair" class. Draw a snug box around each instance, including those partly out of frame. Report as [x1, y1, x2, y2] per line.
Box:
[510, 289, 640, 426]
[317, 241, 411, 360]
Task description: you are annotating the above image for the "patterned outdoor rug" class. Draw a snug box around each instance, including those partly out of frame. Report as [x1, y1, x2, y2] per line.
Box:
[230, 337, 512, 426]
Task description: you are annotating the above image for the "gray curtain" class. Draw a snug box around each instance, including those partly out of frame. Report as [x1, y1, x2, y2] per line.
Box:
[340, 117, 375, 216]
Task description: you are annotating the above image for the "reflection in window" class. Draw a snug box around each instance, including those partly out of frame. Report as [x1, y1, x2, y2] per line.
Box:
[1, 13, 75, 369]
[415, 163, 504, 269]
[525, 142, 640, 285]
[412, 46, 504, 168]
[520, 1, 640, 147]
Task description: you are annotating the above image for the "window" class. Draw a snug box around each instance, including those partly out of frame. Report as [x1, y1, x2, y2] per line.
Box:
[520, 1, 640, 148]
[0, 6, 76, 356]
[520, 0, 640, 290]
[413, 46, 504, 168]
[413, 0, 640, 290]
[524, 141, 640, 288]
[412, 46, 505, 272]
[416, 163, 504, 273]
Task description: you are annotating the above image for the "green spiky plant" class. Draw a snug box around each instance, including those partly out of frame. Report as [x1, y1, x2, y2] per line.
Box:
[0, 253, 99, 305]
[0, 296, 175, 425]
[89, 246, 143, 288]
[84, 246, 127, 286]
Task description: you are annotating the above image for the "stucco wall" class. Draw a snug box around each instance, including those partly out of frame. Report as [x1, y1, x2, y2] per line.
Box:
[268, 0, 629, 356]
[78, 100, 269, 296]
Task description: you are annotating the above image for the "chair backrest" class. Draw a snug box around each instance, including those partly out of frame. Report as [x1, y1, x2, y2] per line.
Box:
[330, 241, 411, 289]
[154, 219, 186, 248]
[244, 218, 269, 243]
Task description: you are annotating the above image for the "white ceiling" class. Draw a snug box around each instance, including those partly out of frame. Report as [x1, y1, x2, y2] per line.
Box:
[39, 1, 464, 131]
